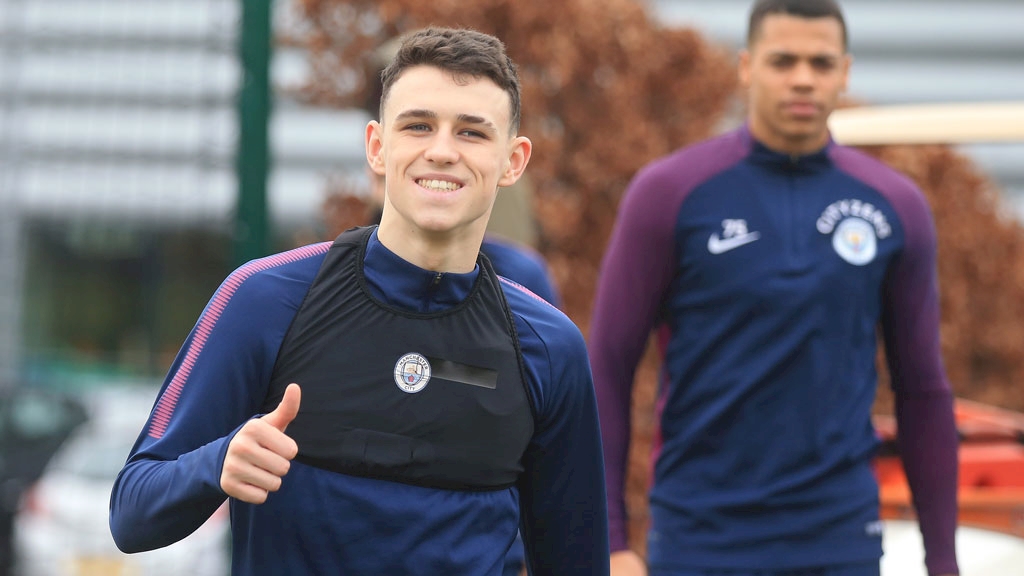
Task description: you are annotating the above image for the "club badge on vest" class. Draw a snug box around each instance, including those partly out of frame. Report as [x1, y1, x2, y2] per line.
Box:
[817, 199, 891, 266]
[394, 353, 432, 393]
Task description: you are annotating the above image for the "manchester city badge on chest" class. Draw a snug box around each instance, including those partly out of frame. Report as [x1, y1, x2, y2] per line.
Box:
[816, 199, 891, 266]
[394, 352, 432, 393]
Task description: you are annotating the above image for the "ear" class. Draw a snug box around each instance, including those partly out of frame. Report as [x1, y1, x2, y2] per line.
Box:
[497, 136, 532, 188]
[365, 120, 386, 177]
[839, 53, 853, 93]
[738, 49, 751, 89]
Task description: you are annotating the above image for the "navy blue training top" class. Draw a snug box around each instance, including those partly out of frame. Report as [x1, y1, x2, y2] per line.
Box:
[109, 229, 609, 575]
[477, 234, 561, 576]
[481, 235, 561, 310]
[589, 126, 958, 573]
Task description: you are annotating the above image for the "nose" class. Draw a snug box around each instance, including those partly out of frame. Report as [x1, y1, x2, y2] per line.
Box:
[423, 131, 459, 165]
[790, 61, 815, 90]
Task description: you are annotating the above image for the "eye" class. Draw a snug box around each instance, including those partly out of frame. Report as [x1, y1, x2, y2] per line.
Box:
[404, 123, 431, 132]
[769, 55, 796, 70]
[810, 57, 837, 71]
[458, 129, 487, 139]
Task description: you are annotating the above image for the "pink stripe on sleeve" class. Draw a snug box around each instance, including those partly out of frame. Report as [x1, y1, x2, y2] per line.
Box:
[147, 242, 332, 439]
[499, 276, 556, 309]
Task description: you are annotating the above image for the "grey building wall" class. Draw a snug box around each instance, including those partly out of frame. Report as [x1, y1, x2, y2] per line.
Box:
[0, 0, 365, 381]
[4, 0, 1020, 230]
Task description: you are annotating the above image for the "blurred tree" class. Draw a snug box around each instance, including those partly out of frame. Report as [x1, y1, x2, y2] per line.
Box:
[289, 0, 1024, 557]
[289, 0, 738, 329]
[295, 2, 737, 554]
[865, 144, 1024, 414]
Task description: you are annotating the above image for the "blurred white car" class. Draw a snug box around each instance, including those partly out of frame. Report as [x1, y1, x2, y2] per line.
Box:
[882, 519, 1024, 576]
[14, 385, 229, 576]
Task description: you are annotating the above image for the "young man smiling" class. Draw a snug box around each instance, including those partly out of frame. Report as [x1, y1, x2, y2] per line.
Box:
[110, 27, 609, 575]
[591, 1, 959, 575]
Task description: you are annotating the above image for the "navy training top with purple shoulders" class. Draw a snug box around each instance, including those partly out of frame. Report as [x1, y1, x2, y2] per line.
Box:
[589, 126, 958, 574]
[109, 228, 609, 576]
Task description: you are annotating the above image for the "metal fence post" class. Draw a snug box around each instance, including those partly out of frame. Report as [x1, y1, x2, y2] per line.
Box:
[234, 0, 274, 268]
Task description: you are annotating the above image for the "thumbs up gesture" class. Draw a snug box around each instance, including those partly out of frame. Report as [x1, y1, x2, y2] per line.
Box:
[220, 383, 301, 504]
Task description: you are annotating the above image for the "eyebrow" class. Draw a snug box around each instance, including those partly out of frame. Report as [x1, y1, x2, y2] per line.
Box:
[393, 109, 499, 133]
[765, 49, 842, 60]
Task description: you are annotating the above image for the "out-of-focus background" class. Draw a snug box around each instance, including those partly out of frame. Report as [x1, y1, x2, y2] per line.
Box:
[0, 0, 1021, 574]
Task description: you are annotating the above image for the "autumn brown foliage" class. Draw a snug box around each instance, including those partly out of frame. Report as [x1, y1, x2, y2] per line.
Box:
[292, 0, 739, 331]
[865, 145, 1024, 413]
[295, 0, 1024, 557]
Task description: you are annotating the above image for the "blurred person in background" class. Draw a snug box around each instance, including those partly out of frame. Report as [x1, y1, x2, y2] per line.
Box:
[109, 26, 608, 575]
[589, 1, 959, 575]
[359, 168, 558, 576]
[361, 168, 562, 310]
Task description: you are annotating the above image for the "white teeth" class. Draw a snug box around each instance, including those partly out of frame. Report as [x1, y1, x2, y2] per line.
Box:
[417, 179, 461, 191]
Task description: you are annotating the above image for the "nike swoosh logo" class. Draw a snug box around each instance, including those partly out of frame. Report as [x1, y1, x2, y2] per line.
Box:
[707, 232, 761, 254]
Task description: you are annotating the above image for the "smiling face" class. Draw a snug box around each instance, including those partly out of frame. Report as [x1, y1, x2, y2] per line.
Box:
[366, 65, 531, 272]
[740, 13, 851, 155]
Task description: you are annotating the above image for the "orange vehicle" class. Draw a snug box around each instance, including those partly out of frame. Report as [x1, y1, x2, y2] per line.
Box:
[873, 399, 1024, 538]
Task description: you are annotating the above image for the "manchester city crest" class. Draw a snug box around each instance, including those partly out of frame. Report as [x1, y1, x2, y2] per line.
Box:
[831, 217, 877, 266]
[817, 199, 889, 266]
[394, 353, 432, 393]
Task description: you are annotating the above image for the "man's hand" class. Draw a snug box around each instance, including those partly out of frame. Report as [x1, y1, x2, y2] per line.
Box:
[220, 383, 301, 504]
[610, 550, 646, 576]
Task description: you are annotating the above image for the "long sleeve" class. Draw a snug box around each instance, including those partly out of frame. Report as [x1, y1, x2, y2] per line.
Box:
[587, 163, 685, 551]
[893, 393, 959, 575]
[513, 299, 610, 576]
[109, 248, 324, 552]
[880, 186, 959, 576]
[481, 236, 563, 309]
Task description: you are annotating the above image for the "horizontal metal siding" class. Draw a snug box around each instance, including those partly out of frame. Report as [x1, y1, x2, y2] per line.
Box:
[2, 0, 1022, 225]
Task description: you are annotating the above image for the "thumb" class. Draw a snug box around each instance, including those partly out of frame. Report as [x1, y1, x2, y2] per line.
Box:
[263, 383, 301, 432]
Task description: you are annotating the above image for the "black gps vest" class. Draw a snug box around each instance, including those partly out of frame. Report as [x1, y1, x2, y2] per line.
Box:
[264, 227, 535, 491]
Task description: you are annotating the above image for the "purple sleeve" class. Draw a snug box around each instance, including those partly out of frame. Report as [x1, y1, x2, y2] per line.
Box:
[879, 182, 959, 576]
[893, 394, 959, 575]
[588, 163, 687, 552]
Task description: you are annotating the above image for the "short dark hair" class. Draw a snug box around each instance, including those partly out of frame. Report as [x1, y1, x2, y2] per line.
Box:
[379, 27, 522, 134]
[747, 0, 848, 51]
